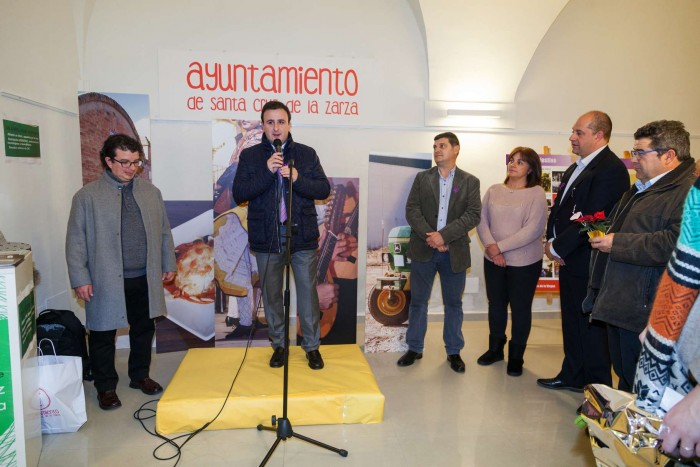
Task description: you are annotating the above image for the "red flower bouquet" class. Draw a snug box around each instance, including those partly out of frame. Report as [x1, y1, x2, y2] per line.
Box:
[571, 211, 610, 238]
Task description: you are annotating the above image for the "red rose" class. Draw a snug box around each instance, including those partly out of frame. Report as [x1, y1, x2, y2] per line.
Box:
[593, 211, 606, 220]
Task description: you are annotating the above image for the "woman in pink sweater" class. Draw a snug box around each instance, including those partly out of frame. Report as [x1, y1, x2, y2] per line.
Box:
[476, 147, 547, 376]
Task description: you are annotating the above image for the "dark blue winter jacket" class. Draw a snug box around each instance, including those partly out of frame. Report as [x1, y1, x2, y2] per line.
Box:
[232, 133, 330, 253]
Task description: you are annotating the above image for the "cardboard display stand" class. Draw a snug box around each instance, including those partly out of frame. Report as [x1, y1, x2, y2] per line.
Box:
[0, 250, 42, 467]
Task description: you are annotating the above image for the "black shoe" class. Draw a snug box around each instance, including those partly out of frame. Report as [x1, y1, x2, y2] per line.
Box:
[447, 354, 466, 373]
[306, 349, 324, 370]
[225, 315, 238, 327]
[536, 377, 584, 393]
[269, 347, 285, 368]
[477, 349, 504, 366]
[397, 350, 422, 367]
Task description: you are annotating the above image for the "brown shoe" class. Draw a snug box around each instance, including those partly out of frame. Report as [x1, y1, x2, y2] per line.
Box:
[97, 390, 122, 410]
[129, 377, 164, 395]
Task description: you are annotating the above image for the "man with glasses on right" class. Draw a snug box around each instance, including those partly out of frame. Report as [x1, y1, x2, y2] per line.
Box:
[586, 120, 696, 391]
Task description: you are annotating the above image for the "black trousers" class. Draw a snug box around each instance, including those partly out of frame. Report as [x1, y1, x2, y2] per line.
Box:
[89, 275, 155, 392]
[483, 258, 542, 345]
[607, 324, 642, 392]
[557, 267, 612, 388]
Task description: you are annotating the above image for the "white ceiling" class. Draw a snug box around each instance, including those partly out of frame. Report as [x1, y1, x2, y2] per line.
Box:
[414, 0, 570, 103]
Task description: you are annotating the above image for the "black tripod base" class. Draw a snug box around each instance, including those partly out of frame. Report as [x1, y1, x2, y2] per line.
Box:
[257, 416, 348, 466]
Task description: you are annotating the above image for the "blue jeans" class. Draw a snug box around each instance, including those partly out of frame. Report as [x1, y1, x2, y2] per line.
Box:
[255, 248, 320, 352]
[406, 251, 466, 355]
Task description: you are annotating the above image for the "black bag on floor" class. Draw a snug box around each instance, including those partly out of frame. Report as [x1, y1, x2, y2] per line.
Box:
[37, 309, 93, 381]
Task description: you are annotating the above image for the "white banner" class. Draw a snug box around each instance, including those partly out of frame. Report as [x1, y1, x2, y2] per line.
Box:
[158, 49, 377, 124]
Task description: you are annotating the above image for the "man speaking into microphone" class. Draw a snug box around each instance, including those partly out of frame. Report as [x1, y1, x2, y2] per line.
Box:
[233, 101, 330, 370]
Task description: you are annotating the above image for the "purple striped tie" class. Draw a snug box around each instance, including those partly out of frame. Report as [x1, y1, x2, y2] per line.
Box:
[278, 171, 287, 223]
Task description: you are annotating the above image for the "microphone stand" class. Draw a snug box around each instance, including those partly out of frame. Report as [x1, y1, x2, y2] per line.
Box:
[257, 159, 348, 466]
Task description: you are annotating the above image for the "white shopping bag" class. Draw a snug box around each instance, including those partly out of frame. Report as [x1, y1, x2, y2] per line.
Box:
[37, 339, 87, 434]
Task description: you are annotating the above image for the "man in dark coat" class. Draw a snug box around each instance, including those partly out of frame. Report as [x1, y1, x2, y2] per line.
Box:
[538, 111, 629, 392]
[588, 120, 696, 391]
[232, 101, 330, 370]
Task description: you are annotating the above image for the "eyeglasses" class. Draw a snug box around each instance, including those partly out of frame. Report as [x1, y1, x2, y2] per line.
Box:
[110, 158, 144, 168]
[630, 148, 668, 159]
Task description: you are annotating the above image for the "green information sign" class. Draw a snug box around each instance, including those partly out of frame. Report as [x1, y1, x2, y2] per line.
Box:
[3, 119, 41, 158]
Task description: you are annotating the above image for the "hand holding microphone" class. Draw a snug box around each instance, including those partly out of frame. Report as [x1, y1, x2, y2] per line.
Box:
[267, 138, 284, 174]
[272, 138, 298, 182]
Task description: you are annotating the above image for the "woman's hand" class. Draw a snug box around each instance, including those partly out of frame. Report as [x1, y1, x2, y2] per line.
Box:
[659, 385, 700, 459]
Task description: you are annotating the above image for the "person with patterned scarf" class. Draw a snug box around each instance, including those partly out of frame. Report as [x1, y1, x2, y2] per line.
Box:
[635, 176, 700, 460]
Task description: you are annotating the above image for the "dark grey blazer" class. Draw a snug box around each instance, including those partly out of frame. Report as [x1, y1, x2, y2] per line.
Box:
[405, 166, 481, 273]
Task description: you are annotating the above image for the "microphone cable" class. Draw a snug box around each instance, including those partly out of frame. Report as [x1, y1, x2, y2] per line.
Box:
[133, 192, 282, 466]
[133, 298, 260, 467]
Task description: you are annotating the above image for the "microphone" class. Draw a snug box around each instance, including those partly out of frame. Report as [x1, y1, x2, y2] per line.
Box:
[274, 138, 293, 169]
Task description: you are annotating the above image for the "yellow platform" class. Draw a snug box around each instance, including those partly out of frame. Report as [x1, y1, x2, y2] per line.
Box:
[156, 344, 384, 434]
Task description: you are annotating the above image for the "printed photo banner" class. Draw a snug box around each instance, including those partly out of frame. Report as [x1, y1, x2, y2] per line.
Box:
[158, 50, 378, 124]
[77, 92, 151, 186]
[212, 120, 360, 347]
[537, 153, 575, 292]
[364, 153, 432, 353]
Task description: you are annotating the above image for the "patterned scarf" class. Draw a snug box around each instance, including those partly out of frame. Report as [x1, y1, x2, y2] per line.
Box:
[634, 176, 700, 413]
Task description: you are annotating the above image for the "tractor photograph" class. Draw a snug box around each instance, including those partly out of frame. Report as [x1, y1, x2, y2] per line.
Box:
[367, 225, 412, 325]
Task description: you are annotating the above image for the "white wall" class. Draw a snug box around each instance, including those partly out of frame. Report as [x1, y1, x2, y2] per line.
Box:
[2, 0, 700, 318]
[0, 0, 83, 318]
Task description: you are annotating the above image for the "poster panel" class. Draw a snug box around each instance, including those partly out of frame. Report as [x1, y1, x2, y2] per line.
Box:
[537, 153, 575, 292]
[364, 154, 432, 353]
[212, 119, 269, 347]
[157, 201, 215, 353]
[77, 92, 151, 186]
[300, 177, 360, 346]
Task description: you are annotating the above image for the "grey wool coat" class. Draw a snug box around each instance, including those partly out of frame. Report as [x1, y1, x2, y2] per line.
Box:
[66, 171, 176, 331]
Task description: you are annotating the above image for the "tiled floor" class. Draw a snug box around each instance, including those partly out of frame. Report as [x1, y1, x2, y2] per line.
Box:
[38, 318, 597, 466]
